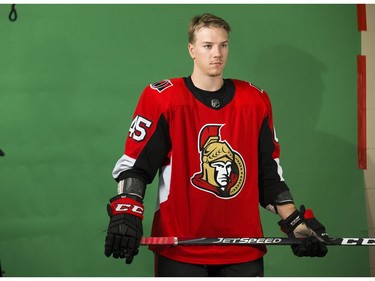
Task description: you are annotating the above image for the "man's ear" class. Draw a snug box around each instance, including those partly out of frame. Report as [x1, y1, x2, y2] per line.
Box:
[188, 43, 195, 59]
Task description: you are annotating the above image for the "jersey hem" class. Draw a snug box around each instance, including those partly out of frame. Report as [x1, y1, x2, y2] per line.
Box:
[156, 249, 267, 265]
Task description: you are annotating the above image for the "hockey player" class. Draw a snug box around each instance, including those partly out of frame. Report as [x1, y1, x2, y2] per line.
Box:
[104, 13, 329, 277]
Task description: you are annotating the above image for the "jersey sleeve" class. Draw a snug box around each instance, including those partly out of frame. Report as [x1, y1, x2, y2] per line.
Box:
[112, 84, 172, 185]
[257, 91, 294, 212]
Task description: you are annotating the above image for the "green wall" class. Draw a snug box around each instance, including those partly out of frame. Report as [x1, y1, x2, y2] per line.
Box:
[0, 4, 369, 277]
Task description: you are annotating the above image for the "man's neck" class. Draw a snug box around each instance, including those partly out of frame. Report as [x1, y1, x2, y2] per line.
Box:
[191, 72, 224, 92]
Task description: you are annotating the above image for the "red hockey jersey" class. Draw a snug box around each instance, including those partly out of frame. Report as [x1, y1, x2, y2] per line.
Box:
[112, 77, 291, 264]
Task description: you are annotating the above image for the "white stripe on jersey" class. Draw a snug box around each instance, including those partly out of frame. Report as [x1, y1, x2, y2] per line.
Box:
[156, 157, 172, 211]
[112, 154, 136, 179]
[274, 158, 285, 182]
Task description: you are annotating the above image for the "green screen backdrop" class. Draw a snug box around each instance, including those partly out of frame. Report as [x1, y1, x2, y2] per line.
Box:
[0, 4, 370, 277]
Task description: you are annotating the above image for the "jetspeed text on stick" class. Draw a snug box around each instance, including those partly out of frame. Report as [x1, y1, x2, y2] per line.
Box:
[214, 238, 282, 244]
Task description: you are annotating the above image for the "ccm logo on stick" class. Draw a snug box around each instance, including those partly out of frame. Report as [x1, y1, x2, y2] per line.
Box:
[342, 238, 375, 245]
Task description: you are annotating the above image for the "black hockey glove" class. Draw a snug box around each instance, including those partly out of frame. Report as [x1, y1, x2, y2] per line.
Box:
[104, 193, 144, 264]
[278, 205, 329, 257]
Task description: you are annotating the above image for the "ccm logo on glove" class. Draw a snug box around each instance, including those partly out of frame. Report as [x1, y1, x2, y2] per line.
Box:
[109, 197, 144, 219]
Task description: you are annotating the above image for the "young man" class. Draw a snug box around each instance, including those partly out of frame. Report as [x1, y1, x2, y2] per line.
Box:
[104, 13, 329, 277]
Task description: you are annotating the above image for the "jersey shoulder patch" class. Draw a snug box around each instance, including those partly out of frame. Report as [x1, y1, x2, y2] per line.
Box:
[232, 79, 265, 94]
[249, 82, 264, 93]
[150, 79, 174, 93]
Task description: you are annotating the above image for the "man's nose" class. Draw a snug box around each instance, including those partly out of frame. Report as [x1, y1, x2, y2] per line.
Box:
[213, 46, 222, 57]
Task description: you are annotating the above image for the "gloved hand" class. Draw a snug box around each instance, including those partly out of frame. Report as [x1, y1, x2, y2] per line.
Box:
[278, 205, 329, 257]
[104, 193, 144, 264]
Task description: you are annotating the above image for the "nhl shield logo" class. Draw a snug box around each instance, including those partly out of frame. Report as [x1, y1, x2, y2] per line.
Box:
[190, 124, 246, 199]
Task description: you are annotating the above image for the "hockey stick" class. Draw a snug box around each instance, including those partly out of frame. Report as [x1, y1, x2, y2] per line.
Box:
[140, 237, 375, 246]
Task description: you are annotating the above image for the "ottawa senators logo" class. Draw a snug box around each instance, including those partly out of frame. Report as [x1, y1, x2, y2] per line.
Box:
[150, 80, 173, 93]
[190, 124, 246, 199]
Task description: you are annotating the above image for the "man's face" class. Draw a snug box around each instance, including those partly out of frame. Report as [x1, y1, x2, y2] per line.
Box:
[188, 27, 229, 78]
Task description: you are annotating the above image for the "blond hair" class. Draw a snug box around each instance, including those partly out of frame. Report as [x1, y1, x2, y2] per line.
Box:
[188, 13, 231, 44]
